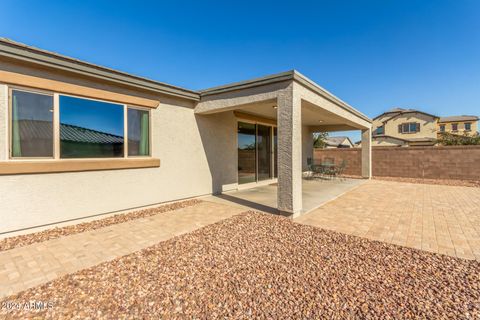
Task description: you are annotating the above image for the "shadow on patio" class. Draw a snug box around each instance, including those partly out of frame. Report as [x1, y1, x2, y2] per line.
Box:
[206, 178, 366, 215]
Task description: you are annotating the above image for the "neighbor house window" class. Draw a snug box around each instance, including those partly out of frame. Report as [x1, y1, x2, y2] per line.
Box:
[465, 123, 471, 131]
[59, 95, 124, 158]
[10, 89, 54, 158]
[452, 123, 458, 131]
[128, 108, 150, 156]
[375, 126, 384, 135]
[439, 124, 445, 132]
[398, 122, 420, 133]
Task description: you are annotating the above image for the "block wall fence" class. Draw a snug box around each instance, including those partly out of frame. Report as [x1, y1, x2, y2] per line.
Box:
[314, 146, 480, 180]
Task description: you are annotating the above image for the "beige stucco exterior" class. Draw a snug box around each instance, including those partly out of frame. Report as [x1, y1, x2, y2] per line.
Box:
[438, 120, 478, 136]
[373, 109, 478, 147]
[0, 39, 372, 234]
[0, 80, 240, 233]
[373, 112, 437, 140]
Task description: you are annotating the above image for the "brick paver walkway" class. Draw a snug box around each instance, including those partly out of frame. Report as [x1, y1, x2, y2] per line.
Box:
[0, 201, 245, 298]
[296, 180, 480, 261]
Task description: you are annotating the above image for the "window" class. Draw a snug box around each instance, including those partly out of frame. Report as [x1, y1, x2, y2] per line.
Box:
[452, 123, 458, 131]
[10, 89, 54, 158]
[128, 108, 150, 156]
[465, 123, 471, 131]
[375, 126, 384, 135]
[9, 88, 151, 161]
[60, 95, 124, 158]
[439, 124, 445, 132]
[398, 122, 420, 134]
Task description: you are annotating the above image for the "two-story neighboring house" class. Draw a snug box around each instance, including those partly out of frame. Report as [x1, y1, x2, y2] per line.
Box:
[371, 108, 479, 147]
[438, 116, 479, 136]
[372, 108, 439, 147]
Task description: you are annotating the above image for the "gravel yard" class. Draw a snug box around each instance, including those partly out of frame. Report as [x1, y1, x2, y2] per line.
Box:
[1, 211, 479, 319]
[0, 199, 201, 252]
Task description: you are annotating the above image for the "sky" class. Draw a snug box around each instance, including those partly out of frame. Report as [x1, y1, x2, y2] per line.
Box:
[1, 0, 479, 142]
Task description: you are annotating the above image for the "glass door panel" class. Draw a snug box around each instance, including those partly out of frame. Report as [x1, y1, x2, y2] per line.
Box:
[238, 122, 256, 184]
[257, 124, 272, 181]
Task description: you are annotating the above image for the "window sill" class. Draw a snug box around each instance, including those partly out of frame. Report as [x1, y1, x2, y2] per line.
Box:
[0, 158, 160, 175]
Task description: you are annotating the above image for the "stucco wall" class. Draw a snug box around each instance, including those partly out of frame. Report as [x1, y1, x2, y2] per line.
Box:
[383, 113, 437, 139]
[439, 121, 478, 136]
[314, 146, 480, 180]
[374, 112, 437, 139]
[0, 83, 238, 234]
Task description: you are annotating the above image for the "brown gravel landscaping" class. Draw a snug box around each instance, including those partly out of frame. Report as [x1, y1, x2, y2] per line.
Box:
[0, 199, 201, 252]
[1, 211, 479, 319]
[374, 176, 480, 188]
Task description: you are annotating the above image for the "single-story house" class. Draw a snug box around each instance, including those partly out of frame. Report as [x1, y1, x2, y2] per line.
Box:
[324, 136, 354, 148]
[0, 39, 372, 235]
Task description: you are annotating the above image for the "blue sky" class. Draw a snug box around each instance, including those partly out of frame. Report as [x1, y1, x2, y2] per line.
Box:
[1, 0, 479, 141]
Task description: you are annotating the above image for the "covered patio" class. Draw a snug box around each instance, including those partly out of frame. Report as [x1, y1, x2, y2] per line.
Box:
[197, 70, 372, 216]
[207, 178, 366, 214]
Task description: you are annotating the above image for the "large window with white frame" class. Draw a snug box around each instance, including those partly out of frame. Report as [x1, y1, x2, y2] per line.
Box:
[9, 87, 151, 159]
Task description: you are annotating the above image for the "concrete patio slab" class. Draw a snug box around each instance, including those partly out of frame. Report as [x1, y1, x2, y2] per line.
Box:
[0, 201, 245, 299]
[296, 180, 480, 261]
[205, 178, 367, 214]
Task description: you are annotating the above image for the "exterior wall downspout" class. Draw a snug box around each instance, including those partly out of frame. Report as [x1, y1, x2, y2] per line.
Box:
[277, 83, 303, 216]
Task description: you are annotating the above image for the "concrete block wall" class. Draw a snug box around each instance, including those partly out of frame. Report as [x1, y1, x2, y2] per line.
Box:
[314, 146, 480, 180]
[314, 148, 362, 176]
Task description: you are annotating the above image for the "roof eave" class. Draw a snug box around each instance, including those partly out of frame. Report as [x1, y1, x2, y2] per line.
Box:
[291, 70, 371, 123]
[0, 38, 200, 101]
[200, 70, 372, 124]
[199, 70, 294, 96]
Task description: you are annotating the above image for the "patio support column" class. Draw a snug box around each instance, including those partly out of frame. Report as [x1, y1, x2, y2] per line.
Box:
[302, 125, 314, 171]
[277, 85, 303, 216]
[361, 127, 372, 178]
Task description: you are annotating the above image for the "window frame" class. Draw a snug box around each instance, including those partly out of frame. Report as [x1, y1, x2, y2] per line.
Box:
[376, 125, 384, 135]
[451, 123, 458, 132]
[464, 122, 471, 131]
[236, 117, 277, 184]
[126, 105, 152, 158]
[439, 124, 445, 132]
[399, 122, 420, 134]
[7, 85, 152, 161]
[8, 86, 55, 160]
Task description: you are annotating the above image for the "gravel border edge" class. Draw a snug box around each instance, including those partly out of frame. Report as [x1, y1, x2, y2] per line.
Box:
[0, 199, 202, 252]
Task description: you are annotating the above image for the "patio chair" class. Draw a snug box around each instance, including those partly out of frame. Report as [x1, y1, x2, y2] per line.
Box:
[334, 160, 347, 180]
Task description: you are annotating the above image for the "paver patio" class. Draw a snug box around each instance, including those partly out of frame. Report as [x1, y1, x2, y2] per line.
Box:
[0, 201, 245, 298]
[296, 180, 480, 260]
[1, 179, 479, 302]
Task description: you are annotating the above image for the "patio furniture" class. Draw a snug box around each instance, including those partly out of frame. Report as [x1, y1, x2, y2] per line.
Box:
[321, 162, 336, 179]
[334, 160, 347, 180]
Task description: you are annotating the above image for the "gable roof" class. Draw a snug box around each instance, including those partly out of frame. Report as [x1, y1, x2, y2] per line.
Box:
[438, 115, 479, 123]
[325, 136, 353, 147]
[373, 107, 438, 122]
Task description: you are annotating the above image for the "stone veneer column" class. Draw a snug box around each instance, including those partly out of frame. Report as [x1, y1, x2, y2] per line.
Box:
[361, 127, 372, 178]
[277, 84, 303, 216]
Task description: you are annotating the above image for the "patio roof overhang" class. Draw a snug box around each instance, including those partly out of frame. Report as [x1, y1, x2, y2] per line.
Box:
[196, 70, 371, 131]
[195, 70, 373, 217]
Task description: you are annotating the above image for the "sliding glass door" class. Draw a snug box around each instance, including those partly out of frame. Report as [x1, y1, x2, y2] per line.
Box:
[238, 122, 256, 184]
[257, 124, 271, 181]
[238, 121, 276, 184]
